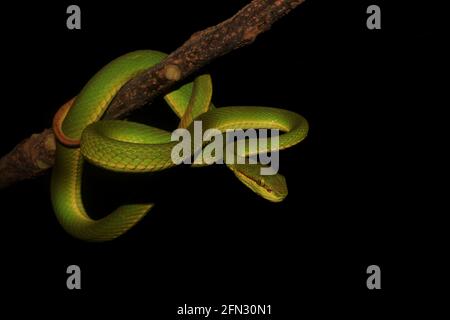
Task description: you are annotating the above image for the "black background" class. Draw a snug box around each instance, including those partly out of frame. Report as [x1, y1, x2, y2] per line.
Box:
[0, 0, 443, 316]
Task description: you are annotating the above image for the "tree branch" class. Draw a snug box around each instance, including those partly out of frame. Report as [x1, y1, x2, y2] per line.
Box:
[0, 0, 305, 189]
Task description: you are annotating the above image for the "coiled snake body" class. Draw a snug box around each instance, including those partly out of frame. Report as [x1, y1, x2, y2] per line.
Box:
[51, 50, 309, 241]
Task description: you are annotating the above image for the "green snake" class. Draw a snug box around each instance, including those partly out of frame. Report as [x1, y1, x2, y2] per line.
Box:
[51, 50, 309, 242]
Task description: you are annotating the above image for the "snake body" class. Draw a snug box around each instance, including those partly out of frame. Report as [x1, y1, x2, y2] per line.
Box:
[51, 50, 309, 241]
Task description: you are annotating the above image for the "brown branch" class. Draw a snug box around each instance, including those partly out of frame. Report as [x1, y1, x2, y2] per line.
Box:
[0, 0, 305, 189]
[0, 129, 56, 189]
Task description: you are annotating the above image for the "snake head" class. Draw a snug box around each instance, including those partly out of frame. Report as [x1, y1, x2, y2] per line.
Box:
[230, 164, 288, 202]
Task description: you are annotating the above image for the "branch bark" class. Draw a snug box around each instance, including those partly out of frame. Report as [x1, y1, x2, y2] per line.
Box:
[0, 0, 305, 189]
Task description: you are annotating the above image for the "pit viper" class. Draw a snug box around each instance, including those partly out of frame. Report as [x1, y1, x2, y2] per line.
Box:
[51, 50, 309, 241]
